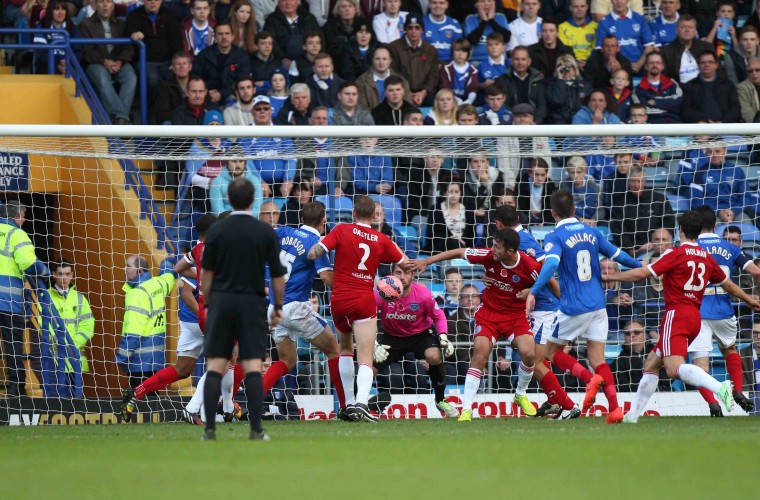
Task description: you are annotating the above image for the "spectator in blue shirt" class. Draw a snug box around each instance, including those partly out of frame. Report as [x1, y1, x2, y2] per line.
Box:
[691, 144, 749, 222]
[571, 88, 623, 124]
[464, 0, 512, 64]
[424, 0, 464, 63]
[478, 83, 514, 124]
[649, 0, 681, 47]
[479, 32, 510, 86]
[595, 0, 654, 75]
[348, 137, 395, 195]
[560, 155, 601, 224]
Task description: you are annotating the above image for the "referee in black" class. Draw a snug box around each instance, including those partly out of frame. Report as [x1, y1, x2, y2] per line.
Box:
[200, 177, 286, 441]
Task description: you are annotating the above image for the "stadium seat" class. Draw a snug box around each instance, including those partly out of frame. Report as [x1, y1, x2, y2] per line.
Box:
[530, 225, 554, 242]
[410, 215, 428, 249]
[315, 195, 353, 223]
[644, 166, 671, 189]
[393, 224, 419, 259]
[369, 194, 403, 227]
[439, 258, 485, 280]
[665, 193, 690, 212]
[597, 225, 612, 242]
[716, 223, 760, 243]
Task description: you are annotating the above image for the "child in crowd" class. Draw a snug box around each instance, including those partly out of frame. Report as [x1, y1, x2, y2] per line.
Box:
[478, 32, 509, 86]
[181, 0, 215, 57]
[560, 156, 600, 225]
[705, 1, 739, 59]
[373, 0, 407, 43]
[268, 68, 290, 117]
[251, 31, 284, 94]
[608, 68, 633, 122]
[289, 31, 321, 83]
[439, 39, 479, 105]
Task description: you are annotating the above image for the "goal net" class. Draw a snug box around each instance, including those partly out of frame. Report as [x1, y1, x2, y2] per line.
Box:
[0, 123, 757, 424]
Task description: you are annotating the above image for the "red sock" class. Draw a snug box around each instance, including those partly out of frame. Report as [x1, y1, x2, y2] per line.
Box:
[595, 363, 619, 411]
[699, 387, 718, 404]
[552, 350, 593, 384]
[232, 364, 245, 397]
[327, 357, 346, 407]
[725, 353, 743, 393]
[135, 366, 179, 400]
[539, 371, 575, 411]
[262, 360, 290, 394]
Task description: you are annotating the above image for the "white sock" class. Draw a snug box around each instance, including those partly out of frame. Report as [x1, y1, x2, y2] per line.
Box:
[185, 372, 206, 414]
[339, 355, 356, 405]
[678, 363, 721, 393]
[463, 368, 482, 411]
[355, 364, 374, 405]
[626, 372, 658, 420]
[516, 362, 534, 396]
[221, 368, 234, 413]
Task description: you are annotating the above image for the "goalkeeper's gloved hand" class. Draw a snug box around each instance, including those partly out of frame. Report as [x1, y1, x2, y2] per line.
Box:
[373, 342, 390, 364]
[439, 334, 455, 358]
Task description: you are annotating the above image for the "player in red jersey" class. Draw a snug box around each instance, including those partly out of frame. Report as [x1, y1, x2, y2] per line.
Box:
[308, 195, 407, 422]
[410, 228, 560, 421]
[604, 211, 760, 422]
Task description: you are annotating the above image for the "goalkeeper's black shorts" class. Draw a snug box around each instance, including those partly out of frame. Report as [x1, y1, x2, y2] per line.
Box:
[374, 328, 440, 371]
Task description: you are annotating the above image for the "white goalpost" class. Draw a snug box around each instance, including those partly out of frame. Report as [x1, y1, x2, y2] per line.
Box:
[0, 123, 758, 424]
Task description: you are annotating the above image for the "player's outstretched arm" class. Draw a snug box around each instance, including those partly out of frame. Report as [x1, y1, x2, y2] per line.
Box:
[308, 243, 327, 260]
[174, 257, 196, 279]
[720, 279, 760, 311]
[744, 261, 760, 288]
[408, 248, 467, 273]
[604, 267, 653, 283]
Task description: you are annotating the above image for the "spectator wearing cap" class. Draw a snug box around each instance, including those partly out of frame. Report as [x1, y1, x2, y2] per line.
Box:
[275, 83, 315, 124]
[424, 0, 464, 64]
[306, 53, 346, 107]
[388, 15, 440, 107]
[372, 74, 414, 125]
[356, 46, 412, 110]
[193, 22, 252, 105]
[337, 22, 382, 81]
[496, 103, 554, 189]
[324, 0, 372, 62]
[251, 31, 287, 95]
[209, 144, 266, 218]
[494, 45, 548, 124]
[331, 81, 375, 125]
[288, 31, 323, 83]
[464, 0, 512, 64]
[373, 0, 409, 44]
[263, 0, 324, 67]
[239, 95, 298, 196]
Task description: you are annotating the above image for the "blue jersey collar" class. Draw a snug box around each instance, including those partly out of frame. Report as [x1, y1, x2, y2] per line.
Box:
[300, 225, 321, 237]
[556, 217, 580, 228]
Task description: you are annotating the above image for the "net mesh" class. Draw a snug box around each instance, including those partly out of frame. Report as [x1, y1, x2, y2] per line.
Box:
[0, 125, 758, 423]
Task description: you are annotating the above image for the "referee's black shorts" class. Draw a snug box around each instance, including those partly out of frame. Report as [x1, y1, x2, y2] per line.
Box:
[374, 328, 441, 371]
[204, 292, 268, 360]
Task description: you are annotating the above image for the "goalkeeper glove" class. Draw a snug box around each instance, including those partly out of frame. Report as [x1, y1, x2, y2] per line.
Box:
[439, 334, 455, 358]
[373, 342, 391, 364]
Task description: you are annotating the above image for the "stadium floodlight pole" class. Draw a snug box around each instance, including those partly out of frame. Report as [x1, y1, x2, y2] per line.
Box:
[2, 124, 760, 139]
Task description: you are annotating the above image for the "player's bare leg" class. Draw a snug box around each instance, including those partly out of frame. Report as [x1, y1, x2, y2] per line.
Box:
[459, 336, 493, 421]
[587, 339, 622, 423]
[719, 344, 754, 412]
[692, 355, 723, 416]
[511, 335, 537, 417]
[533, 343, 575, 418]
[421, 345, 458, 418]
[351, 320, 379, 422]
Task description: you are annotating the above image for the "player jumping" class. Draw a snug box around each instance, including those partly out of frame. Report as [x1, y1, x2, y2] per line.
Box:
[262, 202, 351, 419]
[525, 190, 642, 424]
[603, 210, 760, 422]
[493, 204, 580, 419]
[411, 228, 558, 421]
[308, 195, 407, 422]
[372, 264, 459, 418]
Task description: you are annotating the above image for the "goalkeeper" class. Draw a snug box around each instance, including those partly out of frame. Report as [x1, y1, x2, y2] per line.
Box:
[373, 264, 459, 418]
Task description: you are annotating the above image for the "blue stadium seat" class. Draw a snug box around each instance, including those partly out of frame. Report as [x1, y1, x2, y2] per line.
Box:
[665, 193, 690, 212]
[597, 225, 612, 242]
[644, 166, 672, 189]
[439, 258, 485, 280]
[370, 194, 403, 227]
[530, 225, 554, 242]
[393, 224, 419, 259]
[315, 195, 353, 223]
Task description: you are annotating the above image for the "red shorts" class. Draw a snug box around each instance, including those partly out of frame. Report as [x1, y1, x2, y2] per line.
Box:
[330, 293, 377, 334]
[655, 307, 701, 358]
[198, 296, 207, 333]
[474, 309, 533, 345]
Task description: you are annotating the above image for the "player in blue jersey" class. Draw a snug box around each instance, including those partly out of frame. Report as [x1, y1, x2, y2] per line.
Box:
[493, 205, 581, 419]
[524, 189, 642, 424]
[690, 206, 759, 415]
[261, 202, 352, 420]
[424, 0, 463, 63]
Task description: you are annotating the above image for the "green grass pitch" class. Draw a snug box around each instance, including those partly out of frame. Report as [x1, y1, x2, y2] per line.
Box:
[1, 418, 757, 499]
